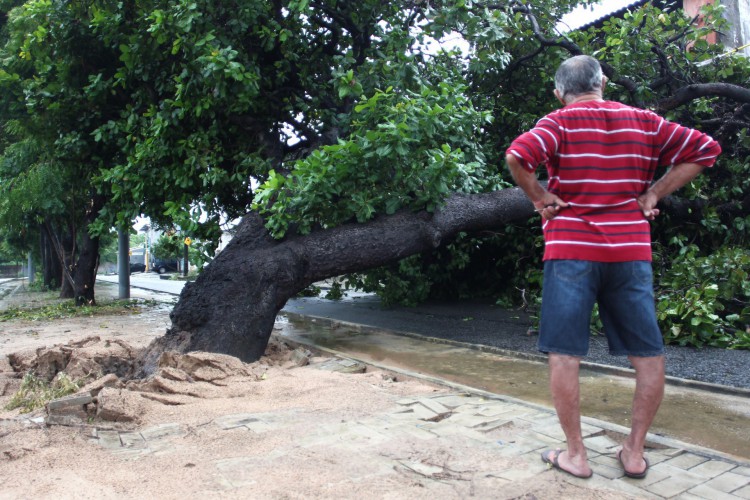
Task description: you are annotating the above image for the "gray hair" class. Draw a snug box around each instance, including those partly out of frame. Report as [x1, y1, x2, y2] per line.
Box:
[554, 55, 603, 100]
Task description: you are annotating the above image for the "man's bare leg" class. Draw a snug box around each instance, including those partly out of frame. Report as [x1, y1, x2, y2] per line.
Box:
[547, 353, 592, 477]
[619, 355, 665, 474]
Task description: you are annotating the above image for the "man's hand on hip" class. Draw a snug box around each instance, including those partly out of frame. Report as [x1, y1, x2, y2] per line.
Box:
[637, 162, 706, 220]
[534, 194, 569, 221]
[505, 154, 568, 221]
[637, 192, 660, 220]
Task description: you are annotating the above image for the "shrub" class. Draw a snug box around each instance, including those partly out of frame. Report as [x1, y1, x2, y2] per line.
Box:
[656, 246, 750, 348]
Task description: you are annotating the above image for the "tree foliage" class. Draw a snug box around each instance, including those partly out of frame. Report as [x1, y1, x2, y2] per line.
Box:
[151, 234, 182, 262]
[254, 83, 502, 237]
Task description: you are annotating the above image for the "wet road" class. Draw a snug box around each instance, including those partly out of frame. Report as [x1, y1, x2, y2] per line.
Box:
[97, 273, 186, 296]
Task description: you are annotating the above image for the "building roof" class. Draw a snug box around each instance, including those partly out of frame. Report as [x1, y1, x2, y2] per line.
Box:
[559, 0, 655, 32]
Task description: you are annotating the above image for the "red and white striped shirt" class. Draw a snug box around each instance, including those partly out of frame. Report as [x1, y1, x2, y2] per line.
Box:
[506, 100, 721, 262]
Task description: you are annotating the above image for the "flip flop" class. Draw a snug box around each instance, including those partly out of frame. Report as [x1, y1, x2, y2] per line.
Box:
[541, 449, 593, 479]
[616, 449, 650, 479]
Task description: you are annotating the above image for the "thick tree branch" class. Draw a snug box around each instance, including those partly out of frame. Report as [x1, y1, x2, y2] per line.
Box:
[656, 83, 750, 113]
[508, 3, 644, 106]
[660, 193, 750, 224]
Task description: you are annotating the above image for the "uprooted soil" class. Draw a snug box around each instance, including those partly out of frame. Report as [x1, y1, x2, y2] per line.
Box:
[0, 282, 634, 499]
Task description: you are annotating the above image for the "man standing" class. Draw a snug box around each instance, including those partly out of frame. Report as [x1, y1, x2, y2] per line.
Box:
[505, 55, 721, 479]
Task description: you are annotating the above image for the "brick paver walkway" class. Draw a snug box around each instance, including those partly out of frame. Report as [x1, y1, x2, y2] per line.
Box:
[82, 385, 750, 499]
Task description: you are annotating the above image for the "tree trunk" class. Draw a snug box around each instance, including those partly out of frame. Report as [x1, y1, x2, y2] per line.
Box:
[40, 225, 62, 290]
[73, 197, 105, 306]
[42, 219, 77, 298]
[134, 187, 534, 376]
[73, 233, 100, 306]
[59, 225, 76, 299]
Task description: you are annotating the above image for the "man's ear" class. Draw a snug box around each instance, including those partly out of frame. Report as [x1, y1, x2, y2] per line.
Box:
[554, 89, 566, 105]
[601, 76, 608, 91]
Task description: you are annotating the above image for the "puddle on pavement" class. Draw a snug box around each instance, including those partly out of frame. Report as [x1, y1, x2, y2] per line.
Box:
[279, 316, 750, 461]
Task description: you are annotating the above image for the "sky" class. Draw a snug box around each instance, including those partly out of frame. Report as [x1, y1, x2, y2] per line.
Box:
[425, 0, 644, 54]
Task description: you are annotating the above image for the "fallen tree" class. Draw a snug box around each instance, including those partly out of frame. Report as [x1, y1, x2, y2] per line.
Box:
[132, 2, 750, 371]
[135, 187, 534, 375]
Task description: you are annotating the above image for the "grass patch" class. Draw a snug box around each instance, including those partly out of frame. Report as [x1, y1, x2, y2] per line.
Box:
[169, 271, 199, 281]
[5, 372, 82, 413]
[0, 298, 158, 322]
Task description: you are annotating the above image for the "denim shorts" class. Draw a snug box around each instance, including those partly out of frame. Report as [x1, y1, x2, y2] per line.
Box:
[538, 260, 665, 357]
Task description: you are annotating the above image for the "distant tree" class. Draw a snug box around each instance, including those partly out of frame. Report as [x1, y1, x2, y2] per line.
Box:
[151, 234, 182, 262]
[0, 234, 22, 264]
[0, 1, 127, 302]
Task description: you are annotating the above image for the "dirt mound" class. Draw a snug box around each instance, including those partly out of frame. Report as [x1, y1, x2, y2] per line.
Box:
[2, 336, 303, 427]
[8, 336, 135, 383]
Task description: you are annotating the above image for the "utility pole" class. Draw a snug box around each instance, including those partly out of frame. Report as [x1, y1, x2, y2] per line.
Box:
[27, 252, 35, 284]
[117, 226, 130, 299]
[183, 236, 191, 277]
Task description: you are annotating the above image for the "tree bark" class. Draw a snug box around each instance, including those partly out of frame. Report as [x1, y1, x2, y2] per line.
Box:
[73, 232, 100, 306]
[59, 224, 76, 299]
[40, 225, 62, 290]
[134, 187, 535, 376]
[73, 197, 105, 306]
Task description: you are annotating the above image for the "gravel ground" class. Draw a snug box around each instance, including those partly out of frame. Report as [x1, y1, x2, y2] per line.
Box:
[284, 296, 750, 390]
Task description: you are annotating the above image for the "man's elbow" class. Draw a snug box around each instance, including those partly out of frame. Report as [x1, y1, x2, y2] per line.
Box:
[676, 162, 707, 176]
[506, 154, 527, 176]
[505, 153, 520, 168]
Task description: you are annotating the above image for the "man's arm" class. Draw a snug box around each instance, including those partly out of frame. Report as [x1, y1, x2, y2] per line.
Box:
[637, 162, 706, 220]
[505, 154, 568, 220]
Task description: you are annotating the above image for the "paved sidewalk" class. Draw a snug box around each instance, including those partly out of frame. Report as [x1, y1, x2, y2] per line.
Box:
[52, 382, 749, 499]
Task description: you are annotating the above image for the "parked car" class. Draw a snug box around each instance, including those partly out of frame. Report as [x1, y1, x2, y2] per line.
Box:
[129, 262, 146, 273]
[151, 259, 179, 274]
